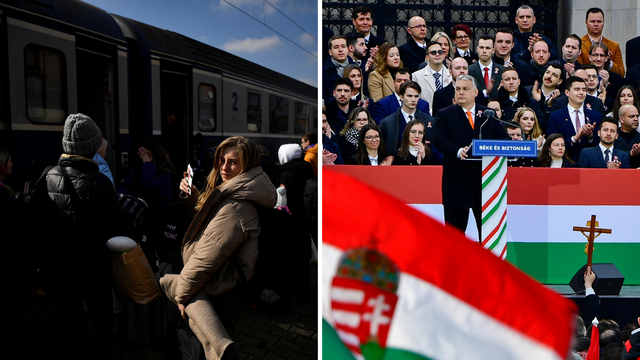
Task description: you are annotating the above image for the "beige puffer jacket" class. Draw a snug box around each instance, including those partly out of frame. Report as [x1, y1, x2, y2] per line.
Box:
[172, 166, 276, 304]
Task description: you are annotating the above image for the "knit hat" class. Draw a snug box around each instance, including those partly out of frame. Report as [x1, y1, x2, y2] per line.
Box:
[62, 113, 102, 157]
[278, 144, 302, 164]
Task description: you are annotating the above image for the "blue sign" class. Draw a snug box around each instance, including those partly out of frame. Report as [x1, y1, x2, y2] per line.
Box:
[472, 140, 537, 157]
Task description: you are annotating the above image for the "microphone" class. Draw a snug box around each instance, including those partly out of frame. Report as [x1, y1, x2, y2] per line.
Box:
[479, 109, 496, 139]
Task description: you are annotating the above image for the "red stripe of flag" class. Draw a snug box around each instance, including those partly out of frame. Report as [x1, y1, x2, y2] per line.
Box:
[482, 156, 500, 177]
[482, 175, 508, 212]
[323, 168, 577, 359]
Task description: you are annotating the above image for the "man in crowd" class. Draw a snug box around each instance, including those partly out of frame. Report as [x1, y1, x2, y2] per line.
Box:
[557, 34, 583, 78]
[493, 27, 534, 86]
[626, 35, 640, 70]
[380, 81, 435, 155]
[512, 5, 558, 61]
[578, 117, 630, 168]
[496, 66, 544, 122]
[352, 6, 386, 51]
[469, 35, 503, 99]
[373, 68, 430, 123]
[548, 76, 602, 161]
[526, 40, 552, 84]
[398, 16, 428, 73]
[412, 41, 452, 110]
[433, 75, 507, 240]
[325, 78, 355, 132]
[578, 7, 624, 77]
[432, 57, 486, 117]
[451, 24, 478, 65]
[323, 35, 355, 100]
[549, 68, 606, 117]
[615, 104, 640, 168]
[528, 63, 563, 120]
[588, 42, 623, 106]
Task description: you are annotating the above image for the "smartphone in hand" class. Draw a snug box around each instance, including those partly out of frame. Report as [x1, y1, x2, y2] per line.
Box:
[187, 164, 193, 195]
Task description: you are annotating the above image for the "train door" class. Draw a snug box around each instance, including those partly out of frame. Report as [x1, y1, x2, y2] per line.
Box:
[160, 60, 191, 175]
[76, 36, 119, 179]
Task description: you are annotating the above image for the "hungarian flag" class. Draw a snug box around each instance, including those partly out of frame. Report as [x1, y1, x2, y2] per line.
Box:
[322, 169, 577, 360]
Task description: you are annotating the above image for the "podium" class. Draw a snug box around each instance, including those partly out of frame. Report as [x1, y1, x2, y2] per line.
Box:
[472, 139, 537, 259]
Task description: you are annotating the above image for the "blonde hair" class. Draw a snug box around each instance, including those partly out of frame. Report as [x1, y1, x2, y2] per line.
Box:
[195, 136, 260, 211]
[514, 107, 543, 139]
[431, 32, 455, 58]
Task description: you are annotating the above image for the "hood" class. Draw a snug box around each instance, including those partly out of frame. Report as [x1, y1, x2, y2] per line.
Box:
[218, 166, 276, 208]
[278, 144, 303, 164]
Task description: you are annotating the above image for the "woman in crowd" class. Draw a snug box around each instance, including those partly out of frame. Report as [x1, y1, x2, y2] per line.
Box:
[608, 85, 640, 121]
[338, 107, 375, 161]
[349, 124, 393, 166]
[514, 107, 545, 153]
[160, 136, 276, 359]
[538, 133, 575, 168]
[432, 32, 454, 69]
[368, 42, 402, 102]
[393, 119, 436, 165]
[342, 64, 368, 107]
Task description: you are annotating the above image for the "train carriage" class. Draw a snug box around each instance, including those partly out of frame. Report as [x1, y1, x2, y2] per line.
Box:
[0, 0, 317, 187]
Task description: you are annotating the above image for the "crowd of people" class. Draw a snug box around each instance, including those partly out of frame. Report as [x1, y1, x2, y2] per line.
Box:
[322, 5, 640, 170]
[0, 113, 317, 359]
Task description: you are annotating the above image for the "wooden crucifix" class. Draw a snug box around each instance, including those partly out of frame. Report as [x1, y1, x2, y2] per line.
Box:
[573, 215, 612, 267]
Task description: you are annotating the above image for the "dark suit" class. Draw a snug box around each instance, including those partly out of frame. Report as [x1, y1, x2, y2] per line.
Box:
[364, 33, 387, 52]
[493, 55, 535, 87]
[469, 62, 504, 99]
[433, 104, 508, 237]
[379, 108, 435, 155]
[550, 94, 606, 118]
[398, 40, 427, 74]
[626, 36, 640, 70]
[453, 49, 478, 66]
[496, 86, 544, 127]
[625, 63, 640, 88]
[615, 130, 640, 168]
[513, 30, 558, 60]
[432, 83, 487, 118]
[577, 146, 631, 168]
[372, 94, 430, 124]
[547, 107, 602, 162]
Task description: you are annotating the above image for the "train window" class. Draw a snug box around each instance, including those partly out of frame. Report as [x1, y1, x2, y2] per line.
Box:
[24, 44, 67, 124]
[198, 83, 216, 131]
[269, 95, 289, 134]
[294, 102, 309, 135]
[247, 92, 261, 132]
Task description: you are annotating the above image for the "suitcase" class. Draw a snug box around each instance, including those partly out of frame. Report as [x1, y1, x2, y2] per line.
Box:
[125, 261, 178, 344]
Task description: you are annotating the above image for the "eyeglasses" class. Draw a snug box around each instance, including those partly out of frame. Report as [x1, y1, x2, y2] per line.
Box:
[364, 135, 380, 140]
[410, 24, 427, 29]
[455, 35, 470, 40]
[428, 50, 445, 56]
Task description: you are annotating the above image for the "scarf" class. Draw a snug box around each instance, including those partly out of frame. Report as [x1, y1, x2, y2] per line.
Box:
[332, 58, 349, 77]
[345, 126, 360, 149]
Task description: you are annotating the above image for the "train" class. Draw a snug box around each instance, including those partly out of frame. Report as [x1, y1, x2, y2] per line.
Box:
[0, 0, 318, 187]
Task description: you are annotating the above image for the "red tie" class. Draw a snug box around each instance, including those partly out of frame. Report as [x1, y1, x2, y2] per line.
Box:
[484, 67, 490, 88]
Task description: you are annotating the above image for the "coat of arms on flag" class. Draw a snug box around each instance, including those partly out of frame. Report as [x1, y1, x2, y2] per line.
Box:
[330, 248, 399, 360]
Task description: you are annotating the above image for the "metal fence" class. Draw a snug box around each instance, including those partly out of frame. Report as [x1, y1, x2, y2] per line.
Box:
[322, 0, 559, 50]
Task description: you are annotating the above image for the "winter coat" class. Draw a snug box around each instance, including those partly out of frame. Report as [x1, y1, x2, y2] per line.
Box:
[45, 154, 122, 251]
[172, 166, 276, 304]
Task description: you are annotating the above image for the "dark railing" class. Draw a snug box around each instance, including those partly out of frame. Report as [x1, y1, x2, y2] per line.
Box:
[322, 0, 558, 50]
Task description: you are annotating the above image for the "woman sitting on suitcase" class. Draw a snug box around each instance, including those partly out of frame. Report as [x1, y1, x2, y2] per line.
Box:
[160, 136, 276, 360]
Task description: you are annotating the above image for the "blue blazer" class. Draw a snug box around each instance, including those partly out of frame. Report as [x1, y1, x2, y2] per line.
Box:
[547, 107, 602, 162]
[372, 94, 430, 124]
[577, 146, 631, 168]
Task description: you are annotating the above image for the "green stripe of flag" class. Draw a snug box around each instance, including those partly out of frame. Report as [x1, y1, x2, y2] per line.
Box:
[482, 184, 507, 225]
[482, 157, 506, 189]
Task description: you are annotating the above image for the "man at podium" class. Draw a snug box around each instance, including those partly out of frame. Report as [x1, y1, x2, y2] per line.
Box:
[433, 75, 508, 239]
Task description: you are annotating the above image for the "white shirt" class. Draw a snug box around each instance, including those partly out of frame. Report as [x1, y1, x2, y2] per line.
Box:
[567, 103, 586, 131]
[456, 47, 469, 57]
[368, 154, 379, 166]
[598, 143, 614, 163]
[401, 108, 416, 123]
